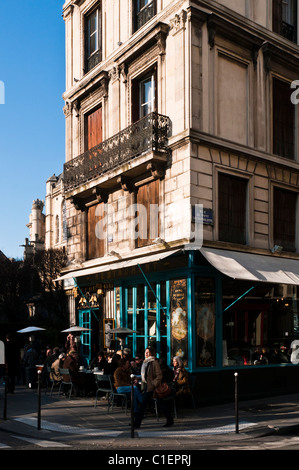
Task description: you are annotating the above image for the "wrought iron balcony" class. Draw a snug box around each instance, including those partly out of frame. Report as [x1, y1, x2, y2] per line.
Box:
[63, 112, 170, 192]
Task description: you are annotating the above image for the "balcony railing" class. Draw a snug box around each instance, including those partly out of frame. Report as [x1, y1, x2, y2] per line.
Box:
[281, 21, 297, 42]
[63, 112, 170, 192]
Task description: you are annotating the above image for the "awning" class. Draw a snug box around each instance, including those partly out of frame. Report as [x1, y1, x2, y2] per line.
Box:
[200, 247, 299, 285]
[57, 249, 181, 281]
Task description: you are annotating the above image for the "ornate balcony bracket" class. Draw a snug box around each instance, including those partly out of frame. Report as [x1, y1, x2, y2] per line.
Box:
[117, 175, 134, 192]
[146, 161, 166, 180]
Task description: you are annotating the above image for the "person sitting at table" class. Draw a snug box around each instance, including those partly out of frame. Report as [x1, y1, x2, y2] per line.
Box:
[63, 350, 87, 396]
[89, 351, 107, 372]
[113, 358, 143, 412]
[172, 356, 190, 397]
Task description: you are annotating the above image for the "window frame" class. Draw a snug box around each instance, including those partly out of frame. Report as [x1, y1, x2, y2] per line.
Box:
[217, 172, 249, 246]
[84, 5, 102, 73]
[273, 185, 298, 252]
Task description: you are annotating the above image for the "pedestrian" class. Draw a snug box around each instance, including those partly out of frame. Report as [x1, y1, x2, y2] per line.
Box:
[4, 333, 20, 393]
[134, 347, 174, 428]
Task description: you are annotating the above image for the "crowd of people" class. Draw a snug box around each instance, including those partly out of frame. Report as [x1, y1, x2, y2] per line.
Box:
[1, 332, 192, 429]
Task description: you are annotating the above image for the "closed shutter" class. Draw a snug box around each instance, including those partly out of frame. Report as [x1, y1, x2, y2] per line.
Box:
[85, 106, 102, 150]
[273, 78, 295, 160]
[136, 179, 159, 247]
[87, 202, 105, 259]
[218, 173, 247, 245]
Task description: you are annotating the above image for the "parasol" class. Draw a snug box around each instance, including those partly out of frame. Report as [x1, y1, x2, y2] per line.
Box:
[61, 326, 92, 333]
[110, 327, 138, 356]
[17, 326, 46, 333]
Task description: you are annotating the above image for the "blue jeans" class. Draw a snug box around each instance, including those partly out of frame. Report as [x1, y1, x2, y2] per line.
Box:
[117, 386, 143, 412]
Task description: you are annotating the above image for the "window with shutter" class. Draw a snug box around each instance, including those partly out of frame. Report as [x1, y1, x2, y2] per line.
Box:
[135, 179, 160, 247]
[273, 77, 295, 160]
[218, 173, 248, 245]
[87, 202, 105, 259]
[274, 187, 297, 252]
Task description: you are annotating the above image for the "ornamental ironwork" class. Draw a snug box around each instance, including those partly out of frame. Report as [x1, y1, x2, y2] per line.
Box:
[63, 112, 170, 191]
[135, 0, 156, 32]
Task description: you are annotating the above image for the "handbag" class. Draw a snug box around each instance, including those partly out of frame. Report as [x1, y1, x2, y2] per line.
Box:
[154, 382, 172, 398]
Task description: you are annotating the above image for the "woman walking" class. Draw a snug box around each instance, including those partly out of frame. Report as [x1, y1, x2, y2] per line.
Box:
[134, 347, 174, 428]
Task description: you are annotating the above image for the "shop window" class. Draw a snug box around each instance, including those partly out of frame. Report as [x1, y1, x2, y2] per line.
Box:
[131, 68, 156, 123]
[170, 279, 188, 363]
[273, 0, 297, 42]
[133, 0, 156, 32]
[273, 187, 297, 252]
[85, 6, 102, 73]
[123, 281, 167, 357]
[195, 278, 216, 367]
[135, 179, 160, 248]
[273, 77, 295, 160]
[222, 279, 299, 366]
[218, 173, 248, 245]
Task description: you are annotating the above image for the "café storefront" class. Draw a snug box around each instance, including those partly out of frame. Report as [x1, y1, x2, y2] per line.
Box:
[60, 247, 299, 402]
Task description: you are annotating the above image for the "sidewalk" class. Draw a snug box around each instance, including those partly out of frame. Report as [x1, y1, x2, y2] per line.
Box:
[1, 384, 299, 449]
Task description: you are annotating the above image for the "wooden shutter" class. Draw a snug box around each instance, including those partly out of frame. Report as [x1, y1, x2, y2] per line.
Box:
[274, 188, 297, 251]
[87, 202, 105, 259]
[273, 78, 295, 160]
[136, 179, 159, 247]
[218, 173, 247, 245]
[273, 0, 282, 34]
[85, 106, 102, 151]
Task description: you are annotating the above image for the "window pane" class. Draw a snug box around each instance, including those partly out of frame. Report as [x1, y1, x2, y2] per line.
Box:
[223, 280, 299, 366]
[195, 278, 216, 367]
[273, 78, 295, 159]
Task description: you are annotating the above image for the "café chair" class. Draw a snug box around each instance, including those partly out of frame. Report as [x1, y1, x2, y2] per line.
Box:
[45, 366, 58, 396]
[58, 368, 73, 399]
[94, 374, 128, 414]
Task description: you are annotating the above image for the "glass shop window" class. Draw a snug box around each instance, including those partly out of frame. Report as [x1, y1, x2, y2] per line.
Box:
[222, 279, 299, 367]
[195, 278, 216, 367]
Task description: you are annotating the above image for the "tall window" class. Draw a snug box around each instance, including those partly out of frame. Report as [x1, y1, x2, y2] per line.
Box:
[85, 106, 102, 151]
[132, 69, 156, 122]
[85, 7, 102, 73]
[274, 187, 297, 252]
[273, 0, 297, 42]
[87, 202, 105, 260]
[273, 77, 295, 160]
[135, 179, 160, 248]
[134, 0, 156, 32]
[218, 173, 248, 245]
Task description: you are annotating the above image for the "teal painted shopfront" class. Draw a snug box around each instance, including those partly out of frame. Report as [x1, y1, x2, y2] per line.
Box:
[68, 248, 299, 402]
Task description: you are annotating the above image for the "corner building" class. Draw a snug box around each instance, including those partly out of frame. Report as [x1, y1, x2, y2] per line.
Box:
[56, 0, 299, 402]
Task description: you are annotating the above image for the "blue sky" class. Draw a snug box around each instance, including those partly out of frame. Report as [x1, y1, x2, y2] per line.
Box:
[0, 0, 65, 259]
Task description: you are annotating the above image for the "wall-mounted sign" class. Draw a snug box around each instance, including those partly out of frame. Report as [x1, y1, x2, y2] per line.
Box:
[192, 206, 214, 225]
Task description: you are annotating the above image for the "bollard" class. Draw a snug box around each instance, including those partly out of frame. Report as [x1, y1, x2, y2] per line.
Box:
[37, 370, 41, 430]
[130, 374, 135, 438]
[3, 375, 8, 420]
[234, 372, 239, 434]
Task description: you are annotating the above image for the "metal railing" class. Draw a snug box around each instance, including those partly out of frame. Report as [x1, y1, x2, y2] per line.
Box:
[63, 112, 170, 191]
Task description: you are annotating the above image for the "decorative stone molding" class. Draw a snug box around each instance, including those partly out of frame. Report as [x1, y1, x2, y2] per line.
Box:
[170, 9, 187, 35]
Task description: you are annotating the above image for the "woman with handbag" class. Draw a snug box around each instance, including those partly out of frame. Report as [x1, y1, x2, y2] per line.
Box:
[134, 347, 174, 428]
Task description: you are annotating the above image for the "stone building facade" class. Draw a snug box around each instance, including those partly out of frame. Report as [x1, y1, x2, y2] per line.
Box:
[52, 0, 299, 401]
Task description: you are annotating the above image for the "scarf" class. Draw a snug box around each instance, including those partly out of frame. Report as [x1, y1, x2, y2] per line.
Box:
[141, 356, 155, 383]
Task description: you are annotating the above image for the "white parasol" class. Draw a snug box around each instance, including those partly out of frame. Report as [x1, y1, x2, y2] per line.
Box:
[17, 326, 46, 333]
[61, 326, 92, 333]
